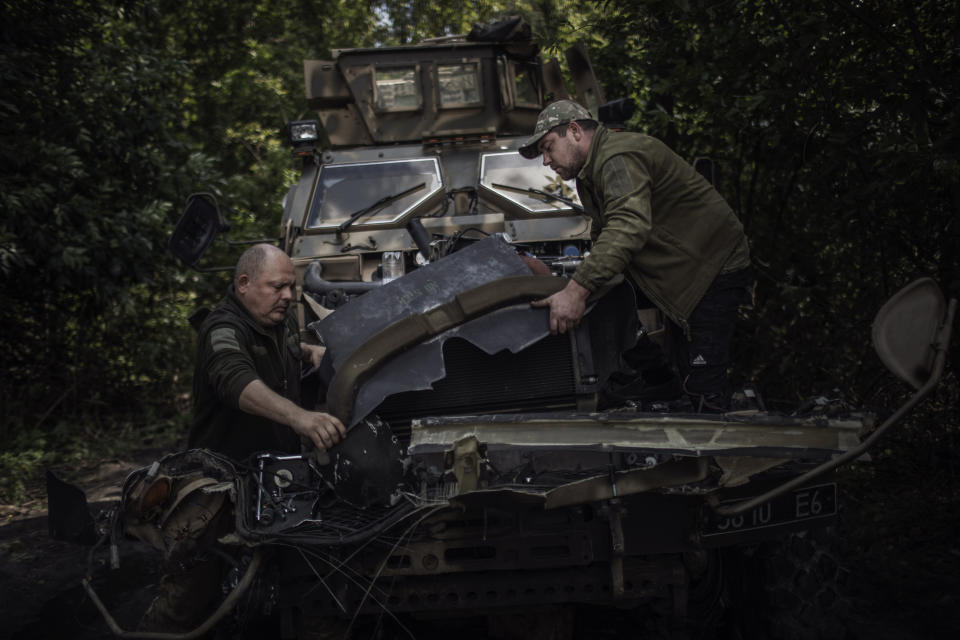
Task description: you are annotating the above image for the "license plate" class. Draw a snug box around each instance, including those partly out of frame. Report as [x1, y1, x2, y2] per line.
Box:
[702, 482, 837, 538]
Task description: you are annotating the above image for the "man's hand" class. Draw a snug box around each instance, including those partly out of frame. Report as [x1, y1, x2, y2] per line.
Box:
[300, 342, 326, 369]
[531, 279, 591, 334]
[289, 409, 346, 452]
[238, 379, 346, 451]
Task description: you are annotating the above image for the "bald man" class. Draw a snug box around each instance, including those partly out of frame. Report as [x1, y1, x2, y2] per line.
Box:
[188, 243, 344, 460]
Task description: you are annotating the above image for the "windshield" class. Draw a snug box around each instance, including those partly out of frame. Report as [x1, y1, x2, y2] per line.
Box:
[305, 158, 444, 231]
[479, 152, 581, 214]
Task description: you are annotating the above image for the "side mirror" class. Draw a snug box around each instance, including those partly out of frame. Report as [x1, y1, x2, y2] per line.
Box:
[168, 193, 229, 269]
[693, 157, 717, 186]
[872, 278, 948, 389]
[564, 41, 605, 114]
[598, 97, 635, 130]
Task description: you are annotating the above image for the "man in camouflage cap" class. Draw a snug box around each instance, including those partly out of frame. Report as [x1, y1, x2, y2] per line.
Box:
[521, 99, 752, 412]
[519, 99, 595, 163]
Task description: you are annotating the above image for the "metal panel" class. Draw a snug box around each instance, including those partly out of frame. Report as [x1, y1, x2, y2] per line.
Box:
[409, 412, 864, 459]
[303, 59, 352, 108]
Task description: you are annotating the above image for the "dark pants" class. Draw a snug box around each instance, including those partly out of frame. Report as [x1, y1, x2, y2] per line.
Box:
[623, 268, 752, 411]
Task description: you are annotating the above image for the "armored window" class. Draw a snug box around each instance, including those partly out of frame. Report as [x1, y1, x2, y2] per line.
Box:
[479, 152, 581, 216]
[496, 58, 542, 109]
[497, 58, 510, 109]
[374, 66, 421, 112]
[512, 62, 541, 107]
[305, 158, 444, 231]
[437, 62, 482, 108]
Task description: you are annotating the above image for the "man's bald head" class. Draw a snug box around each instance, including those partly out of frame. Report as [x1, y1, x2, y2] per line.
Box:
[235, 244, 296, 327]
[235, 244, 290, 288]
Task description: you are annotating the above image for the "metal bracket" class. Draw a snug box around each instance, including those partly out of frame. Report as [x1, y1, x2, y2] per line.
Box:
[604, 498, 626, 599]
[445, 436, 483, 493]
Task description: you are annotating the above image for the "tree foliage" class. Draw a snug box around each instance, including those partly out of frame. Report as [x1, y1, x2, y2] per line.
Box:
[1, 1, 197, 432]
[556, 0, 959, 408]
[561, 1, 960, 514]
[0, 0, 957, 501]
[0, 0, 388, 498]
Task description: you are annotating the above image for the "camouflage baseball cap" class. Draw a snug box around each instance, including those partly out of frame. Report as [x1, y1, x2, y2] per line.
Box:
[518, 100, 595, 159]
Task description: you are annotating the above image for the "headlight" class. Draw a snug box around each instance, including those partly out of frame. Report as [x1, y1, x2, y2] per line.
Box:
[286, 120, 319, 155]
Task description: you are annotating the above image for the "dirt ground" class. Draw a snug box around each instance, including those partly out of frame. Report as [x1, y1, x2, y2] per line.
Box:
[1, 446, 958, 640]
[0, 448, 169, 640]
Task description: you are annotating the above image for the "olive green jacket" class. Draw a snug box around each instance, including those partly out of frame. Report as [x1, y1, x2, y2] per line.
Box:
[572, 126, 749, 332]
[188, 286, 302, 460]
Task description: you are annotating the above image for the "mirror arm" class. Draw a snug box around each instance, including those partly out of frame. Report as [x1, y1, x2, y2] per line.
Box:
[188, 264, 235, 273]
[189, 239, 282, 271]
[223, 238, 279, 247]
[713, 297, 956, 517]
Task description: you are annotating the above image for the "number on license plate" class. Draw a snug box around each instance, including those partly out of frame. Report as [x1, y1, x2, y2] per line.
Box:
[703, 482, 837, 537]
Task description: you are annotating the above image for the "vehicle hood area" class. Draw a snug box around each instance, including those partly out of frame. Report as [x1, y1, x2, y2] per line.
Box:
[111, 405, 864, 552]
[404, 408, 862, 516]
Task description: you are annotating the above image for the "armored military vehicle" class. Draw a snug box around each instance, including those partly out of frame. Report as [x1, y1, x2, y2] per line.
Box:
[61, 17, 955, 640]
[169, 17, 614, 330]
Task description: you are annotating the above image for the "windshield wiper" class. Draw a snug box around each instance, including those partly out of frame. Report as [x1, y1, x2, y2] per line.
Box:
[491, 182, 584, 214]
[337, 182, 427, 236]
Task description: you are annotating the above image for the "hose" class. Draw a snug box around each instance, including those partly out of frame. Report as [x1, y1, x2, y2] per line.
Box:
[83, 549, 262, 640]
